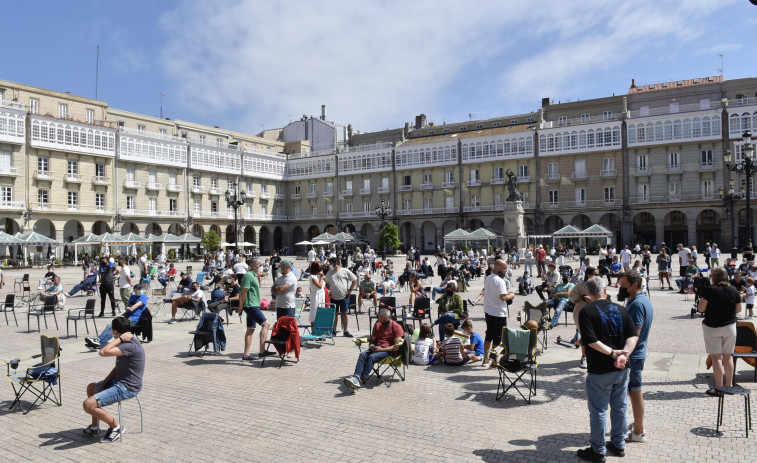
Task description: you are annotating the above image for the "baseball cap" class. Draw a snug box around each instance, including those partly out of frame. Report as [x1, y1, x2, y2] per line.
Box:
[279, 260, 293, 268]
[547, 262, 556, 268]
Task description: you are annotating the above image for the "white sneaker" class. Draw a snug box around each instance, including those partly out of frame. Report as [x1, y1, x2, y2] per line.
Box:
[579, 357, 588, 369]
[625, 431, 647, 443]
[168, 318, 177, 324]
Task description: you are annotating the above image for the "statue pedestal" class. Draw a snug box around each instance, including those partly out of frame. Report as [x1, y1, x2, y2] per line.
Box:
[503, 201, 527, 252]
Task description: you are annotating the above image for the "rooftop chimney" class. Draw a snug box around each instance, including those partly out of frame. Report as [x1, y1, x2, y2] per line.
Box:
[321, 105, 327, 121]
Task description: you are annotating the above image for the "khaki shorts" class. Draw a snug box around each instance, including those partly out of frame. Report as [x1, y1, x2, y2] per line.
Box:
[702, 323, 737, 354]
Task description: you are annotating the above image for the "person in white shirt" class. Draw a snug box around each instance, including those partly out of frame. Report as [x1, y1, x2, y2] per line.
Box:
[710, 244, 721, 267]
[138, 253, 148, 279]
[156, 251, 166, 267]
[307, 247, 317, 264]
[233, 258, 249, 281]
[116, 258, 133, 305]
[620, 245, 632, 271]
[746, 277, 755, 319]
[482, 259, 515, 364]
[677, 243, 692, 278]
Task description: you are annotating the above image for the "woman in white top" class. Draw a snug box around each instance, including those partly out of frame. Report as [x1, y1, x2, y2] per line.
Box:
[308, 261, 326, 327]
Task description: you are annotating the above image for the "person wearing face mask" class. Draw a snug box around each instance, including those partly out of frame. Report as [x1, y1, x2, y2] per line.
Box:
[85, 284, 148, 349]
[98, 257, 118, 318]
[432, 281, 464, 341]
[546, 272, 575, 329]
[570, 266, 598, 369]
[482, 259, 515, 365]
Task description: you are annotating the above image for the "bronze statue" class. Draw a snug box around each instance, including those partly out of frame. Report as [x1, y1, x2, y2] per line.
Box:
[505, 169, 521, 201]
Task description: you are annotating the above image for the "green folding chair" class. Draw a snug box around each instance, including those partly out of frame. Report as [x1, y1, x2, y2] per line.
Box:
[300, 305, 336, 346]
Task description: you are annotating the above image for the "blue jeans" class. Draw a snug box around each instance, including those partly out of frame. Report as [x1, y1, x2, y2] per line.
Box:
[354, 350, 390, 382]
[433, 313, 459, 341]
[98, 318, 138, 346]
[94, 379, 139, 407]
[158, 277, 170, 288]
[431, 286, 446, 299]
[68, 281, 90, 296]
[586, 369, 630, 455]
[547, 298, 570, 327]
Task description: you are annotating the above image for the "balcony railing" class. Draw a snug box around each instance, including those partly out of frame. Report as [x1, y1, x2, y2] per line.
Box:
[0, 166, 19, 176]
[259, 192, 271, 199]
[34, 203, 113, 214]
[291, 193, 301, 200]
[467, 180, 482, 187]
[122, 208, 187, 218]
[666, 164, 682, 173]
[378, 186, 390, 194]
[698, 161, 716, 170]
[124, 180, 141, 189]
[92, 176, 110, 185]
[342, 189, 353, 196]
[274, 194, 285, 200]
[632, 166, 651, 176]
[209, 187, 223, 196]
[463, 204, 507, 213]
[441, 181, 456, 188]
[306, 192, 317, 198]
[490, 177, 505, 185]
[571, 171, 588, 180]
[245, 189, 256, 198]
[396, 206, 459, 216]
[517, 176, 530, 183]
[359, 188, 371, 195]
[146, 182, 162, 191]
[545, 173, 560, 181]
[34, 170, 54, 181]
[191, 185, 207, 194]
[65, 173, 83, 183]
[421, 183, 434, 190]
[600, 169, 617, 178]
[399, 185, 413, 192]
[167, 183, 182, 192]
[0, 200, 26, 210]
[340, 211, 375, 218]
[323, 190, 334, 197]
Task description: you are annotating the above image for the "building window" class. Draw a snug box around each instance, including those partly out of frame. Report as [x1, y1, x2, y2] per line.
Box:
[58, 104, 68, 119]
[423, 173, 433, 184]
[67, 191, 78, 207]
[668, 152, 679, 167]
[261, 183, 268, 193]
[96, 163, 105, 178]
[37, 157, 49, 172]
[275, 184, 281, 194]
[637, 155, 648, 169]
[403, 199, 411, 210]
[170, 198, 178, 212]
[126, 168, 135, 181]
[381, 177, 389, 188]
[294, 184, 301, 195]
[557, 116, 567, 126]
[29, 98, 39, 114]
[669, 182, 680, 196]
[403, 176, 411, 186]
[246, 204, 252, 217]
[148, 197, 157, 211]
[310, 205, 317, 215]
[701, 150, 713, 164]
[346, 202, 353, 213]
[471, 195, 480, 207]
[67, 161, 78, 175]
[604, 186, 615, 201]
[210, 178, 218, 189]
[547, 162, 558, 177]
[494, 193, 502, 205]
[470, 169, 480, 182]
[309, 183, 316, 194]
[126, 196, 135, 210]
[261, 205, 268, 216]
[702, 180, 714, 198]
[169, 173, 177, 186]
[193, 200, 201, 214]
[638, 184, 649, 200]
[86, 109, 95, 124]
[510, 119, 518, 124]
[216, 137, 224, 147]
[95, 193, 105, 209]
[326, 182, 333, 194]
[345, 180, 353, 191]
[575, 188, 586, 204]
[603, 110, 612, 121]
[363, 201, 371, 212]
[548, 190, 558, 204]
[211, 202, 218, 213]
[199, 135, 206, 144]
[0, 187, 11, 204]
[193, 176, 200, 187]
[363, 178, 370, 189]
[494, 167, 504, 180]
[424, 197, 432, 209]
[326, 203, 333, 215]
[159, 129, 167, 139]
[38, 189, 49, 205]
[517, 165, 528, 178]
[445, 171, 454, 183]
[475, 124, 483, 129]
[602, 158, 614, 172]
[581, 113, 590, 124]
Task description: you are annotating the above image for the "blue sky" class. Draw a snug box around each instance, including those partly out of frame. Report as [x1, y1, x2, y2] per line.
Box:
[3, 0, 756, 134]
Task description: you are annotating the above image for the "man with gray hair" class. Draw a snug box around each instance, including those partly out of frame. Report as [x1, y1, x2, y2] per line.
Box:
[576, 276, 639, 462]
[343, 308, 403, 391]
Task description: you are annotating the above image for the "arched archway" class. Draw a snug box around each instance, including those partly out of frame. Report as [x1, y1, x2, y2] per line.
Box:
[524, 217, 535, 235]
[121, 222, 139, 235]
[64, 220, 84, 242]
[33, 219, 56, 239]
[325, 224, 336, 234]
[633, 212, 656, 248]
[570, 214, 591, 229]
[421, 221, 436, 252]
[307, 225, 320, 240]
[342, 223, 356, 233]
[442, 220, 457, 236]
[168, 223, 185, 235]
[663, 210, 687, 246]
[259, 226, 271, 255]
[400, 222, 415, 251]
[243, 225, 255, 244]
[191, 224, 204, 238]
[292, 226, 305, 247]
[273, 226, 284, 252]
[92, 220, 110, 235]
[490, 218, 504, 235]
[225, 225, 235, 243]
[145, 222, 162, 236]
[468, 219, 485, 230]
[2, 218, 19, 235]
[696, 209, 721, 249]
[543, 215, 563, 234]
[361, 223, 375, 248]
[599, 212, 621, 244]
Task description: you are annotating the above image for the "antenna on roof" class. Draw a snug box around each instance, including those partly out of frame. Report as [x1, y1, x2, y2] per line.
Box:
[94, 45, 99, 100]
[159, 92, 165, 119]
[717, 53, 724, 76]
[468, 113, 473, 121]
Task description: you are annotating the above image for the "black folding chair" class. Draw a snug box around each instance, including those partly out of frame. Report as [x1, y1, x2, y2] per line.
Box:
[521, 300, 550, 351]
[494, 328, 538, 404]
[0, 293, 17, 326]
[347, 294, 360, 331]
[27, 296, 59, 333]
[5, 335, 62, 414]
[369, 296, 397, 328]
[66, 299, 98, 339]
[402, 296, 431, 328]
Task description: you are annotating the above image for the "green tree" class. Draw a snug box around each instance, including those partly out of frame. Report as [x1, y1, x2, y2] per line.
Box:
[202, 229, 221, 252]
[378, 222, 402, 251]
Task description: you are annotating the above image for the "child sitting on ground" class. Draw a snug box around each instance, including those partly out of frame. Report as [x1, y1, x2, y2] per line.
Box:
[460, 320, 484, 362]
[439, 323, 468, 366]
[746, 277, 755, 319]
[411, 323, 437, 365]
[517, 272, 534, 295]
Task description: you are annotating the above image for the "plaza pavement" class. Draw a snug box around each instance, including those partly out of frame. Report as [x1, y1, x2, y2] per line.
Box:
[0, 256, 754, 462]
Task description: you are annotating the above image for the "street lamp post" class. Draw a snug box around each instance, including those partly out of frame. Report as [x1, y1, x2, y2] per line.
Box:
[725, 130, 757, 251]
[374, 199, 391, 260]
[719, 177, 745, 259]
[225, 183, 247, 256]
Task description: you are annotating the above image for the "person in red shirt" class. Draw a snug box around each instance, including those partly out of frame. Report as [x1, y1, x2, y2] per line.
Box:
[535, 245, 547, 278]
[344, 308, 403, 391]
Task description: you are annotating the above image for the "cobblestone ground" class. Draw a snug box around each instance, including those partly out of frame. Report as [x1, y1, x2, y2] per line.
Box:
[0, 256, 755, 462]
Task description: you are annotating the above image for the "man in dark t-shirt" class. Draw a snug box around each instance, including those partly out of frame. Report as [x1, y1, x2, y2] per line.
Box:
[83, 316, 145, 443]
[577, 277, 638, 462]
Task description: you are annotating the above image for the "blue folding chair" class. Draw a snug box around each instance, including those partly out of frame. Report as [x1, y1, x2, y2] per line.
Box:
[300, 305, 336, 346]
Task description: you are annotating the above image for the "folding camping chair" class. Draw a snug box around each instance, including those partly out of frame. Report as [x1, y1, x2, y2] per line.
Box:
[148, 288, 167, 319]
[493, 327, 539, 403]
[5, 335, 62, 414]
[300, 305, 336, 346]
[293, 297, 307, 324]
[188, 312, 225, 357]
[369, 296, 397, 328]
[520, 300, 550, 351]
[262, 316, 300, 368]
[27, 296, 59, 333]
[402, 296, 431, 328]
[353, 332, 412, 387]
[66, 299, 98, 339]
[0, 293, 17, 326]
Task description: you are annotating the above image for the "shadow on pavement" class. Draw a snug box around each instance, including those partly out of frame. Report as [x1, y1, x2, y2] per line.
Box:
[38, 429, 98, 450]
[473, 432, 586, 462]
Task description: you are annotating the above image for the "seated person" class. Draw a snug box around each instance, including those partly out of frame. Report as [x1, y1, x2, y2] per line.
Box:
[411, 323, 437, 365]
[294, 286, 306, 299]
[38, 264, 58, 289]
[31, 276, 63, 303]
[166, 272, 193, 299]
[535, 262, 560, 301]
[469, 257, 481, 277]
[431, 273, 458, 300]
[158, 263, 177, 288]
[460, 319, 484, 362]
[408, 273, 426, 306]
[357, 272, 378, 311]
[377, 275, 396, 295]
[517, 272, 534, 295]
[168, 282, 206, 324]
[82, 316, 145, 442]
[731, 272, 747, 294]
[433, 282, 464, 341]
[343, 308, 404, 390]
[608, 256, 623, 286]
[85, 284, 148, 349]
[738, 258, 750, 275]
[66, 269, 98, 297]
[438, 323, 468, 365]
[547, 272, 575, 329]
[675, 258, 700, 293]
[208, 275, 241, 314]
[458, 264, 472, 284]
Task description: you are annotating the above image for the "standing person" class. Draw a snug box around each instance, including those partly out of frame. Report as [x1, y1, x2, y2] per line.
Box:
[271, 260, 297, 319]
[710, 243, 721, 267]
[569, 266, 598, 369]
[535, 245, 547, 278]
[81, 316, 145, 442]
[98, 257, 117, 318]
[577, 277, 639, 462]
[641, 245, 651, 276]
[238, 258, 272, 360]
[745, 241, 754, 263]
[656, 250, 672, 290]
[704, 242, 712, 269]
[308, 262, 326, 328]
[137, 253, 148, 280]
[232, 257, 248, 283]
[116, 258, 132, 306]
[697, 267, 741, 396]
[482, 259, 515, 365]
[618, 271, 654, 444]
[325, 256, 357, 337]
[620, 245, 632, 271]
[307, 246, 317, 265]
[677, 243, 691, 278]
[523, 246, 534, 277]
